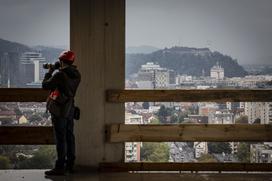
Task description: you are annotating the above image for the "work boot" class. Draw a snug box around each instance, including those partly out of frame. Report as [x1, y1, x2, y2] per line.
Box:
[45, 168, 65, 176]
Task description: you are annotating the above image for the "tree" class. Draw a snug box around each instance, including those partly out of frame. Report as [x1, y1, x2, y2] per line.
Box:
[236, 143, 250, 163]
[197, 154, 217, 163]
[170, 115, 178, 123]
[17, 146, 56, 169]
[208, 142, 232, 154]
[0, 155, 10, 169]
[150, 118, 160, 124]
[157, 105, 168, 123]
[142, 102, 150, 109]
[157, 105, 174, 123]
[235, 116, 248, 124]
[141, 143, 169, 162]
[29, 114, 42, 123]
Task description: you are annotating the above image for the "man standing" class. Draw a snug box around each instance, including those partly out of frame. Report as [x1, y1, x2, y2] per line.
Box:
[42, 51, 81, 175]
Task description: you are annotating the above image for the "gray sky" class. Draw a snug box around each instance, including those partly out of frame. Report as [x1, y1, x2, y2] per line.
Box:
[0, 0, 69, 47]
[127, 0, 272, 65]
[0, 0, 271, 64]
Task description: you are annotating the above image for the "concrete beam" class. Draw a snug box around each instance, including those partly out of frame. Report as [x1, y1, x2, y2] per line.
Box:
[71, 0, 125, 167]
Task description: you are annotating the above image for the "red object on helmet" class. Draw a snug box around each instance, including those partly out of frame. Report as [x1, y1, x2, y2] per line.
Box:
[59, 50, 75, 62]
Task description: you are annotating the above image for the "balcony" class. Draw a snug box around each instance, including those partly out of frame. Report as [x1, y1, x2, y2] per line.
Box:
[1, 0, 272, 180]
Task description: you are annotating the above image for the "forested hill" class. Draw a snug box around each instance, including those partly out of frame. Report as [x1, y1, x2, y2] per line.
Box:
[0, 38, 64, 62]
[0, 38, 31, 54]
[126, 46, 248, 78]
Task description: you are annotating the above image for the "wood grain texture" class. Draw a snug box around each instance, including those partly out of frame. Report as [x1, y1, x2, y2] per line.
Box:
[0, 88, 48, 102]
[107, 89, 272, 102]
[106, 124, 272, 142]
[99, 162, 272, 172]
[0, 127, 54, 144]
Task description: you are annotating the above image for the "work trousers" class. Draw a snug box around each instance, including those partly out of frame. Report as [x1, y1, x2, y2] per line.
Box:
[51, 108, 75, 169]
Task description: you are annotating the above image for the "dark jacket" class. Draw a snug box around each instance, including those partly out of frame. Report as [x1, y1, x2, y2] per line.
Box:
[42, 65, 81, 118]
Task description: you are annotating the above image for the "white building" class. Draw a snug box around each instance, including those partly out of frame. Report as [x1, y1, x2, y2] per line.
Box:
[245, 102, 272, 124]
[136, 62, 174, 89]
[251, 143, 272, 163]
[20, 52, 46, 84]
[209, 110, 234, 124]
[125, 112, 143, 162]
[194, 142, 208, 158]
[175, 74, 193, 84]
[210, 62, 224, 80]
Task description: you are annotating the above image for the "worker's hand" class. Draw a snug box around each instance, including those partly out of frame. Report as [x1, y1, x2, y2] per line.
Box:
[48, 67, 55, 74]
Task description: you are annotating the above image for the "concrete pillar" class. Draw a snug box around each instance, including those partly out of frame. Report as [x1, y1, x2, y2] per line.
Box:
[71, 0, 125, 168]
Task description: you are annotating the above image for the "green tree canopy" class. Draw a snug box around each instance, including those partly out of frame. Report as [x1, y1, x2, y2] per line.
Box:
[140, 143, 169, 162]
[17, 146, 56, 169]
[197, 154, 217, 163]
[235, 116, 248, 124]
[236, 143, 250, 163]
[0, 155, 10, 169]
[142, 102, 150, 109]
[208, 142, 232, 154]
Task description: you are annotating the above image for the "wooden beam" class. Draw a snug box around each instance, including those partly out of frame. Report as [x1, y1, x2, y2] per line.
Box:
[107, 89, 272, 102]
[0, 88, 48, 102]
[106, 124, 272, 142]
[0, 127, 54, 145]
[99, 162, 272, 172]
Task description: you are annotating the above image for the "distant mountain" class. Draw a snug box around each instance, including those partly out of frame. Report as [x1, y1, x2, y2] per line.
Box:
[126, 46, 248, 78]
[126, 45, 159, 54]
[0, 38, 64, 63]
[0, 38, 31, 54]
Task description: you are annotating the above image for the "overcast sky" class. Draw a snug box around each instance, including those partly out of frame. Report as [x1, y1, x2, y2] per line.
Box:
[0, 0, 69, 48]
[0, 0, 272, 64]
[127, 0, 272, 65]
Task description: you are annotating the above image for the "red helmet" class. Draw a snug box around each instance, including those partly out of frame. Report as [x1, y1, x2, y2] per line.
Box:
[59, 50, 75, 62]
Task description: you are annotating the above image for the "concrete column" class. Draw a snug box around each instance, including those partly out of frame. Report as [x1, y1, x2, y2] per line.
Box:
[71, 0, 125, 168]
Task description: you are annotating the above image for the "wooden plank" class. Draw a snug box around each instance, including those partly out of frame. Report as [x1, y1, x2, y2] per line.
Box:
[99, 162, 272, 172]
[0, 88, 48, 102]
[0, 127, 54, 145]
[106, 124, 272, 142]
[106, 89, 272, 102]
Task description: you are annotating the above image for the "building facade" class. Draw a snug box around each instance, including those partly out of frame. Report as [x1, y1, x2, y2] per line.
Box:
[245, 102, 272, 124]
[210, 62, 224, 80]
[20, 52, 46, 86]
[125, 112, 143, 162]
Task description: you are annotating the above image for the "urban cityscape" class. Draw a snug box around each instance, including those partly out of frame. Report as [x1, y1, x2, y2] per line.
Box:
[1, 41, 272, 168]
[124, 59, 272, 164]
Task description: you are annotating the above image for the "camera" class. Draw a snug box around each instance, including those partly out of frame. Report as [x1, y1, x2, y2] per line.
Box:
[43, 61, 61, 70]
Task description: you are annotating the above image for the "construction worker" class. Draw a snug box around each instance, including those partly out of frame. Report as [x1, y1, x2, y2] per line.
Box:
[42, 50, 81, 175]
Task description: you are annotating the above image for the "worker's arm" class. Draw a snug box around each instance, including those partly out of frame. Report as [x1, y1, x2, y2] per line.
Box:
[42, 70, 62, 90]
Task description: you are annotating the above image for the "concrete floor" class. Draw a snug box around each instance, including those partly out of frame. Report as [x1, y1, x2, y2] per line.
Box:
[0, 170, 272, 181]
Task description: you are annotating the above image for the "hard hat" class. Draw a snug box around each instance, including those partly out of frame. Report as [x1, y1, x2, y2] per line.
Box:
[59, 50, 75, 62]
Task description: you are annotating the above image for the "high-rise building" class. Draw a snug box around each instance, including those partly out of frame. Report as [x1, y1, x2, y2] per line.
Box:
[250, 143, 272, 163]
[210, 62, 224, 80]
[245, 102, 272, 124]
[20, 52, 46, 86]
[125, 112, 143, 162]
[136, 62, 174, 89]
[0, 52, 20, 87]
